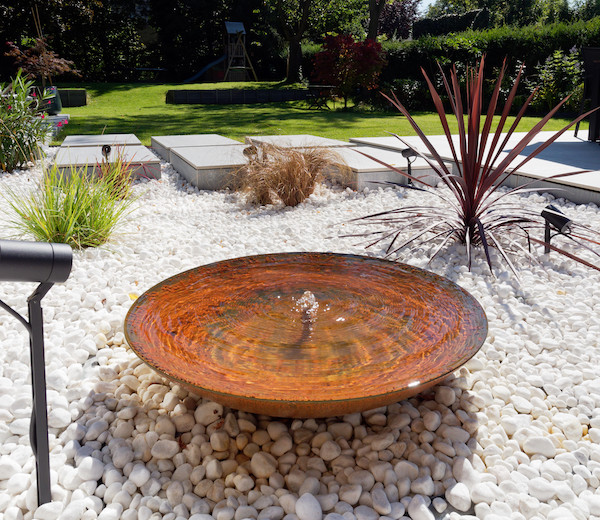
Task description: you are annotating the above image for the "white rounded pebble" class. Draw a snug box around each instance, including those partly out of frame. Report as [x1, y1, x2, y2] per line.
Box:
[232, 473, 254, 492]
[299, 477, 321, 496]
[511, 396, 533, 414]
[338, 485, 362, 505]
[258, 506, 284, 520]
[407, 495, 434, 520]
[5, 506, 24, 520]
[129, 464, 151, 488]
[295, 494, 322, 520]
[211, 431, 230, 451]
[7, 473, 30, 494]
[194, 402, 223, 425]
[250, 452, 278, 478]
[150, 439, 179, 459]
[320, 440, 342, 461]
[33, 501, 64, 520]
[523, 436, 556, 458]
[97, 503, 124, 520]
[77, 457, 104, 481]
[527, 477, 556, 501]
[411, 476, 435, 496]
[446, 482, 471, 512]
[435, 387, 455, 406]
[423, 411, 441, 432]
[354, 505, 378, 520]
[371, 488, 391, 515]
[552, 413, 583, 441]
[271, 435, 293, 457]
[432, 497, 447, 513]
[47, 407, 72, 428]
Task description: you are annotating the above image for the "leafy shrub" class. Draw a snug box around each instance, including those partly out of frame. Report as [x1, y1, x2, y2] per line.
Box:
[378, 0, 422, 40]
[236, 144, 345, 207]
[313, 35, 387, 108]
[5, 38, 79, 88]
[5, 159, 136, 248]
[529, 48, 583, 112]
[0, 69, 50, 172]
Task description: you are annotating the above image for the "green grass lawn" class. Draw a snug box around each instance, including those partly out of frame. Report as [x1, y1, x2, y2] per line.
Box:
[53, 81, 585, 146]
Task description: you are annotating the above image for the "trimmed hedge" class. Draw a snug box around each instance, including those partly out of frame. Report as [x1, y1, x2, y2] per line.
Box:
[302, 17, 600, 110]
[413, 9, 491, 39]
[381, 17, 600, 84]
[166, 89, 309, 104]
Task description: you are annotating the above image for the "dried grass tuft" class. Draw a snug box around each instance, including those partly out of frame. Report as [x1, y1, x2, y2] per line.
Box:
[236, 144, 349, 207]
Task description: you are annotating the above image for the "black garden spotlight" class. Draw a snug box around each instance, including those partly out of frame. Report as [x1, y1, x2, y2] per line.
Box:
[541, 205, 572, 254]
[0, 239, 73, 506]
[401, 147, 418, 185]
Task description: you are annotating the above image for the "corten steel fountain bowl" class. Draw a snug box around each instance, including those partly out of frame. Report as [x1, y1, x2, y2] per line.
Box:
[125, 253, 487, 418]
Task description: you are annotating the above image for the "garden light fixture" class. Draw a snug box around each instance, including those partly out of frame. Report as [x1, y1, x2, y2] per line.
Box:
[0, 239, 73, 506]
[401, 147, 418, 185]
[541, 204, 572, 253]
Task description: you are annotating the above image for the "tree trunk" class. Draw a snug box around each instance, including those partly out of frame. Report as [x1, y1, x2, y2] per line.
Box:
[286, 38, 303, 83]
[367, 0, 386, 41]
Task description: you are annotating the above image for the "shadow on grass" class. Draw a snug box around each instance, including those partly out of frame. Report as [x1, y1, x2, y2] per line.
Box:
[54, 103, 407, 145]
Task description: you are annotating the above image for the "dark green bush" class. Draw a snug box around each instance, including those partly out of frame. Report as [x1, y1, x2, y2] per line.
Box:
[302, 17, 600, 112]
[528, 49, 584, 113]
[413, 9, 491, 39]
[384, 17, 600, 83]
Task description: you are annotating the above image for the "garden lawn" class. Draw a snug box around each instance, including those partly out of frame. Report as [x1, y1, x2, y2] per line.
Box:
[52, 82, 584, 146]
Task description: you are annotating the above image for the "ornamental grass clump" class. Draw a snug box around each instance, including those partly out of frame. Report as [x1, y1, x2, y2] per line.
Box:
[96, 147, 135, 200]
[237, 144, 346, 207]
[0, 69, 51, 172]
[352, 56, 600, 275]
[5, 159, 136, 249]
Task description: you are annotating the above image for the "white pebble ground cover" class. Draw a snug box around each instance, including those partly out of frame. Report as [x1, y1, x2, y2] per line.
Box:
[1, 150, 600, 520]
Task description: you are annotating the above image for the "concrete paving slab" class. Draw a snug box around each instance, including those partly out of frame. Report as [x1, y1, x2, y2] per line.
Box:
[54, 145, 160, 179]
[351, 132, 600, 204]
[246, 134, 354, 148]
[170, 144, 248, 190]
[331, 147, 446, 190]
[151, 134, 241, 162]
[61, 134, 142, 147]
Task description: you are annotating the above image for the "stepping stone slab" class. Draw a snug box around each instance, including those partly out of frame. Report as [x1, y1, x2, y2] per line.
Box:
[350, 132, 600, 205]
[245, 134, 354, 148]
[61, 133, 141, 147]
[54, 145, 160, 179]
[151, 134, 241, 162]
[331, 147, 444, 190]
[170, 144, 248, 190]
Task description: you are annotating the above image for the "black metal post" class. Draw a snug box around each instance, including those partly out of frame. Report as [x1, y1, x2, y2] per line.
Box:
[28, 283, 53, 506]
[0, 238, 73, 507]
[544, 221, 551, 254]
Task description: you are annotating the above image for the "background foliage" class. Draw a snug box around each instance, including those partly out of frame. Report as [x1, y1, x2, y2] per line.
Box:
[1, 0, 598, 114]
[0, 70, 50, 172]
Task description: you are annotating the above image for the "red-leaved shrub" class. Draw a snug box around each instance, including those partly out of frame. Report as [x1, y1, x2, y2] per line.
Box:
[313, 35, 387, 108]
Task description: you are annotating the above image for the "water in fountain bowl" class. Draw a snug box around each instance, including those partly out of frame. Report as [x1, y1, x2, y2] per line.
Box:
[125, 253, 487, 417]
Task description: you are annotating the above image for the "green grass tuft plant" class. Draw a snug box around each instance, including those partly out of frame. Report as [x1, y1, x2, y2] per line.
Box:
[5, 159, 136, 249]
[96, 147, 135, 200]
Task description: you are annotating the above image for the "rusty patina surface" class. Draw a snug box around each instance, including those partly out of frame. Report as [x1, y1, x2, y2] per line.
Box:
[125, 253, 487, 418]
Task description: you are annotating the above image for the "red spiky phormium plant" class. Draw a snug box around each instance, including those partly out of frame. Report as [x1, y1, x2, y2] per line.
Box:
[352, 55, 600, 275]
